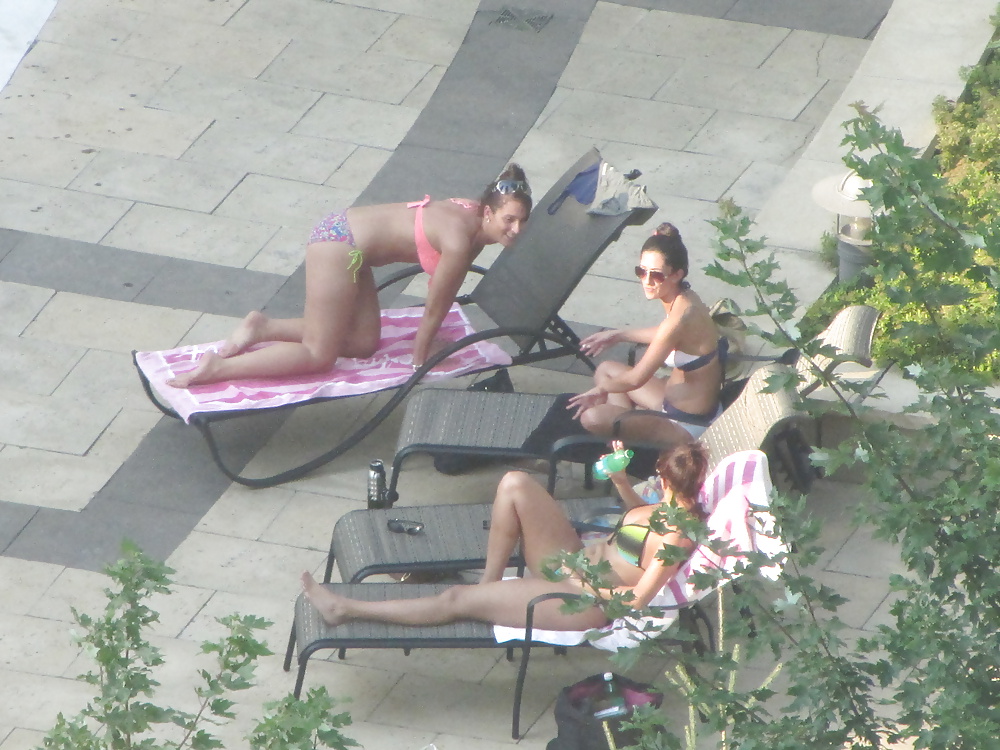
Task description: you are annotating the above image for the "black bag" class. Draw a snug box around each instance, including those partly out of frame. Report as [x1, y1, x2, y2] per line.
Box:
[547, 673, 662, 750]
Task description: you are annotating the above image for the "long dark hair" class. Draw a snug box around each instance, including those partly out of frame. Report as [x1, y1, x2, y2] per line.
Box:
[655, 441, 708, 519]
[480, 163, 532, 216]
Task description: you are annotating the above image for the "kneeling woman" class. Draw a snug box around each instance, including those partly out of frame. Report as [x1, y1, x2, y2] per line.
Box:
[301, 442, 708, 631]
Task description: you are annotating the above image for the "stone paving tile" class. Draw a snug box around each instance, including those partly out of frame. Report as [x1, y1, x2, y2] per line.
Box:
[182, 120, 354, 184]
[12, 40, 176, 102]
[67, 151, 245, 213]
[541, 88, 714, 150]
[727, 0, 891, 38]
[723, 162, 791, 210]
[134, 257, 285, 317]
[0, 612, 83, 676]
[0, 557, 63, 616]
[0, 85, 213, 160]
[323, 144, 395, 192]
[0, 727, 46, 750]
[0, 235, 166, 301]
[119, 14, 291, 79]
[167, 532, 323, 599]
[37, 0, 145, 52]
[626, 12, 790, 67]
[24, 293, 199, 352]
[369, 13, 471, 66]
[0, 391, 120, 455]
[227, 0, 398, 48]
[0, 175, 133, 242]
[763, 28, 872, 81]
[0, 671, 92, 733]
[149, 67, 323, 133]
[262, 42, 433, 104]
[293, 93, 423, 150]
[0, 446, 122, 511]
[686, 110, 816, 165]
[0, 133, 98, 188]
[560, 42, 684, 99]
[53, 349, 162, 413]
[102, 204, 279, 268]
[656, 59, 827, 120]
[213, 173, 361, 228]
[0, 334, 84, 396]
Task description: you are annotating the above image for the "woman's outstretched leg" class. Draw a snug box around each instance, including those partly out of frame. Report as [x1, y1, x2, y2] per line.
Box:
[479, 471, 583, 584]
[302, 571, 608, 630]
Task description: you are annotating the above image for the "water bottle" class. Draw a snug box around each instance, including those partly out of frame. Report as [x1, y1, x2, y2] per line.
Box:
[593, 672, 628, 720]
[367, 459, 387, 510]
[593, 448, 633, 480]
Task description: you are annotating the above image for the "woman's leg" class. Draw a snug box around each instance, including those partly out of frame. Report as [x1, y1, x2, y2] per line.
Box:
[302, 572, 609, 630]
[579, 361, 671, 436]
[168, 242, 379, 387]
[480, 471, 584, 583]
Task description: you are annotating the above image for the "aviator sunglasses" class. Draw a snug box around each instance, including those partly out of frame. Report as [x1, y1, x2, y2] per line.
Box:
[494, 179, 531, 197]
[634, 265, 668, 284]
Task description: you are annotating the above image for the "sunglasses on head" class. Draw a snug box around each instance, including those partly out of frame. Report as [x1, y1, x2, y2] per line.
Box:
[634, 266, 667, 284]
[494, 179, 531, 197]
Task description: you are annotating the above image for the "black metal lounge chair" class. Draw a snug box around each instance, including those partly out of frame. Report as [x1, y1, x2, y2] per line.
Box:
[283, 449, 784, 739]
[382, 302, 880, 503]
[132, 149, 655, 488]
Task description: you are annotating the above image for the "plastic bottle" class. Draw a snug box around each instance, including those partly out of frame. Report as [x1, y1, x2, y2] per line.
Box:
[593, 671, 628, 720]
[367, 459, 387, 510]
[593, 448, 634, 480]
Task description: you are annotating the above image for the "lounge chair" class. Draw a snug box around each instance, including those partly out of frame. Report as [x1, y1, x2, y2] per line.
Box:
[132, 149, 655, 488]
[384, 358, 803, 505]
[383, 303, 879, 502]
[283, 449, 784, 739]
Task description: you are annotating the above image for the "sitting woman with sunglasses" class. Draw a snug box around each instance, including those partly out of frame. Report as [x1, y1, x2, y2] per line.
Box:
[301, 441, 708, 631]
[168, 165, 532, 387]
[568, 222, 724, 444]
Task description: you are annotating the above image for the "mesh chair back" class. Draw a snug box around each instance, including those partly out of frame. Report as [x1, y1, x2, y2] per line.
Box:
[471, 148, 652, 355]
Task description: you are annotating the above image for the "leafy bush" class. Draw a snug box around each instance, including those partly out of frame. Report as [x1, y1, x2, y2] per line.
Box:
[805, 33, 1000, 378]
[39, 541, 357, 750]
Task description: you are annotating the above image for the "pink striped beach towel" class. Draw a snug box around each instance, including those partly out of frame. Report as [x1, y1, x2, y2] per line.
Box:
[135, 304, 512, 424]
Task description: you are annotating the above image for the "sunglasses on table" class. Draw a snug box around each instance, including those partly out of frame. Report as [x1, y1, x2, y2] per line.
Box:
[494, 179, 531, 197]
[634, 266, 668, 284]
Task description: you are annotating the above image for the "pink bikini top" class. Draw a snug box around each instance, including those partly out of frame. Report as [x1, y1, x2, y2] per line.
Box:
[406, 195, 478, 275]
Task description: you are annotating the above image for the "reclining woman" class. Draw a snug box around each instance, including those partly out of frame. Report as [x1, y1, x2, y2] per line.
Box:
[301, 441, 708, 631]
[567, 223, 724, 445]
[168, 165, 533, 388]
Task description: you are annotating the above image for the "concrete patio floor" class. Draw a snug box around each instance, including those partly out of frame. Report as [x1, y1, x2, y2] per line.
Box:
[0, 0, 994, 747]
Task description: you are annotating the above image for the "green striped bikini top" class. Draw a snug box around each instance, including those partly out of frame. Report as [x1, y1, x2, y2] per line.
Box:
[606, 515, 652, 569]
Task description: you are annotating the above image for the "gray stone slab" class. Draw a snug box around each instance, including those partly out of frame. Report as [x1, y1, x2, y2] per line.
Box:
[0, 229, 24, 261]
[611, 0, 737, 16]
[1, 408, 292, 570]
[357, 145, 506, 206]
[401, 2, 593, 159]
[3, 503, 205, 571]
[133, 257, 286, 317]
[727, 0, 892, 39]
[0, 502, 36, 555]
[0, 235, 166, 301]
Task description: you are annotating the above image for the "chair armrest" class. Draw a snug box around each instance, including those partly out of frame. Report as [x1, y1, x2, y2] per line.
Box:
[524, 591, 588, 642]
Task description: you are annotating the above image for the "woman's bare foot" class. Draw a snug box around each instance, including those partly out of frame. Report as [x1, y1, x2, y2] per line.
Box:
[166, 351, 225, 389]
[218, 310, 268, 358]
[301, 571, 352, 626]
